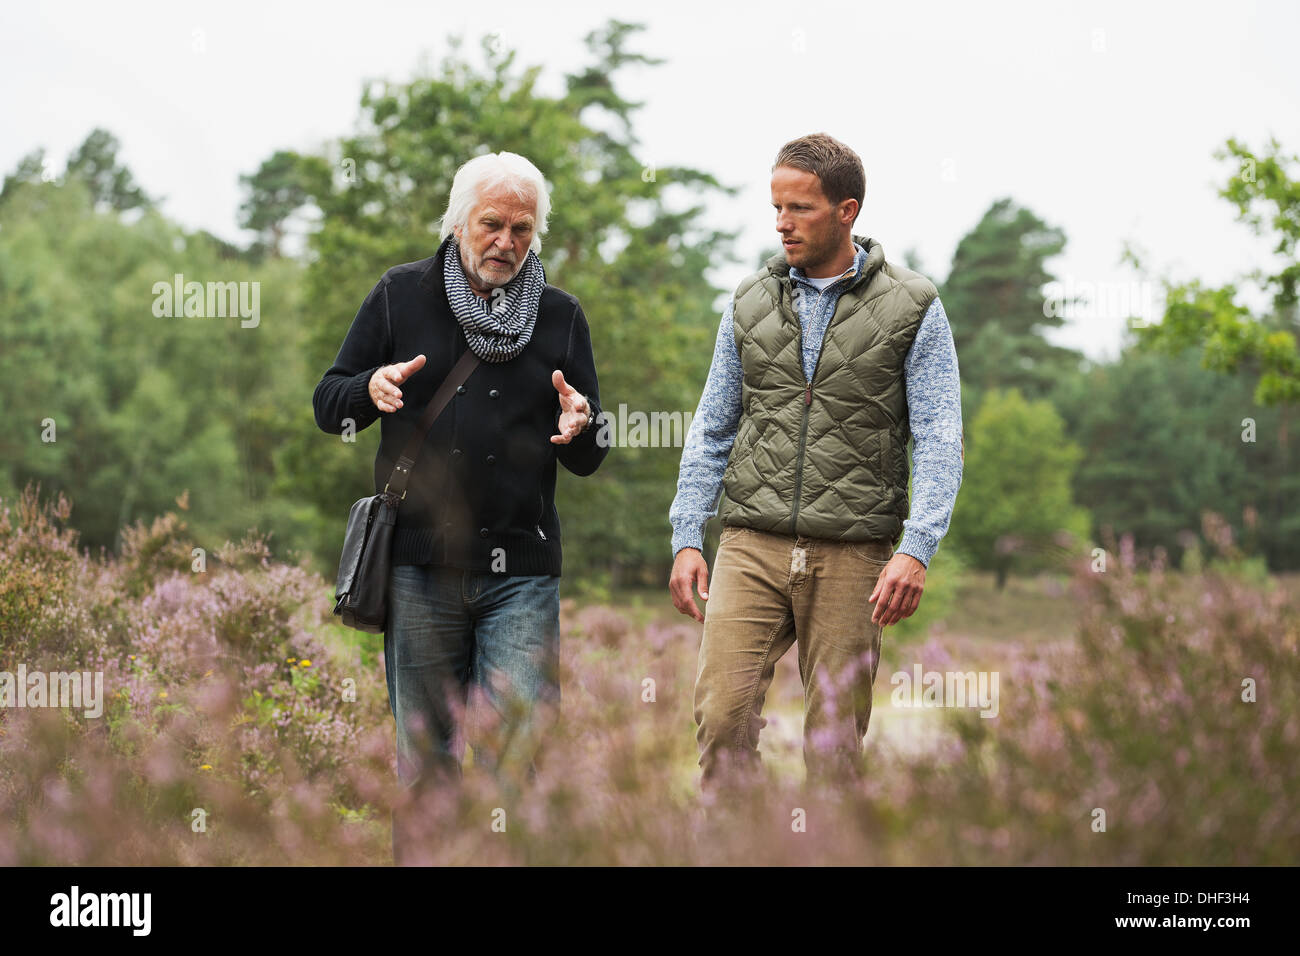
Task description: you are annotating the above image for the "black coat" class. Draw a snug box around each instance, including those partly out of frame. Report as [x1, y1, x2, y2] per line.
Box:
[312, 237, 608, 575]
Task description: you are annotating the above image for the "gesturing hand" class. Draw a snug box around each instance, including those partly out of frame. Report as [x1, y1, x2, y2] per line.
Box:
[369, 354, 427, 413]
[550, 369, 592, 444]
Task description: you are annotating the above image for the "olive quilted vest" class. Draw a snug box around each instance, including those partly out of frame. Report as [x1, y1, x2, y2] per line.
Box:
[718, 236, 937, 542]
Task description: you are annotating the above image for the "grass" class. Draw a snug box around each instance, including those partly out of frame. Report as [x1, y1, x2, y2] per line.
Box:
[588, 570, 1082, 781]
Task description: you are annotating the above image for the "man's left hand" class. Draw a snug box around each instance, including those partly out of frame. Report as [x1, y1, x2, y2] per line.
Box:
[868, 552, 926, 627]
[550, 370, 591, 444]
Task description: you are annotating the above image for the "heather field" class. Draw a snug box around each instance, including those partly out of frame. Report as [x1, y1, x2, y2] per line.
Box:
[1, 485, 1297, 866]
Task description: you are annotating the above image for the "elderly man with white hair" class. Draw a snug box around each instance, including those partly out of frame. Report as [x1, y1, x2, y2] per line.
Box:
[313, 151, 609, 804]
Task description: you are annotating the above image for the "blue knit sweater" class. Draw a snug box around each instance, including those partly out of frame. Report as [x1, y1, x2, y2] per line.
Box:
[669, 242, 963, 567]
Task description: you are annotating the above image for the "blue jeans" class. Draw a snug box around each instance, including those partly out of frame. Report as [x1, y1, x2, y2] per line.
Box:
[383, 564, 561, 788]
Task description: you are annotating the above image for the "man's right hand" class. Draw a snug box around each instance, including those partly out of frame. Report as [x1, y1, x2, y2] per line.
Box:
[669, 547, 710, 623]
[369, 354, 427, 413]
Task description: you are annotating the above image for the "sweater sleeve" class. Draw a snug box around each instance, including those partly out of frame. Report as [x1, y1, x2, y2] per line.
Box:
[896, 296, 964, 567]
[668, 297, 743, 557]
[312, 279, 392, 435]
[555, 300, 609, 477]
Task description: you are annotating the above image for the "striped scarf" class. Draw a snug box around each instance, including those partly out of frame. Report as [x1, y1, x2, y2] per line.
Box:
[443, 237, 546, 363]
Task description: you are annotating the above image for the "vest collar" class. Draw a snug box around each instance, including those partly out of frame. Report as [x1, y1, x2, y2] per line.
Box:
[768, 234, 886, 294]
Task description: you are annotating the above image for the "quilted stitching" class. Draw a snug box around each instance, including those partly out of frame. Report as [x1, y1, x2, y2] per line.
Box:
[722, 240, 933, 540]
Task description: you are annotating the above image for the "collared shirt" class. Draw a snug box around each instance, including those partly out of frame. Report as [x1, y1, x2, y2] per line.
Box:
[669, 242, 964, 567]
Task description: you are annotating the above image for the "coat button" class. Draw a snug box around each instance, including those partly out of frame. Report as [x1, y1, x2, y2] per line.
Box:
[479, 527, 490, 538]
[451, 448, 462, 456]
[489, 388, 500, 399]
[456, 385, 466, 395]
[486, 454, 496, 464]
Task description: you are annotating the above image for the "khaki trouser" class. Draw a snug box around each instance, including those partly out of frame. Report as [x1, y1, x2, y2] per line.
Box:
[693, 524, 893, 788]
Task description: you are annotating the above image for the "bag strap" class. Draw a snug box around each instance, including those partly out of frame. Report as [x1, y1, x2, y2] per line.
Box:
[383, 348, 481, 499]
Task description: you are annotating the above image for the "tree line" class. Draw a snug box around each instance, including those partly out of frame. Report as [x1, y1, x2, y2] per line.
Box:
[3, 20, 1296, 590]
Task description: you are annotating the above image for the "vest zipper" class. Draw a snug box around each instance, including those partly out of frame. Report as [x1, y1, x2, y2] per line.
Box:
[791, 382, 812, 533]
[788, 265, 858, 534]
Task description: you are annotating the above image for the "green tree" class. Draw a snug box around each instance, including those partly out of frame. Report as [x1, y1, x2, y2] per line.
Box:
[238, 150, 328, 259]
[63, 128, 152, 212]
[0, 148, 53, 205]
[1137, 137, 1300, 406]
[1129, 138, 1299, 571]
[947, 388, 1090, 588]
[1054, 344, 1300, 570]
[0, 144, 310, 556]
[942, 198, 1084, 412]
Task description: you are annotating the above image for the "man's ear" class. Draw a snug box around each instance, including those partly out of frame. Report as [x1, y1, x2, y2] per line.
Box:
[839, 199, 859, 227]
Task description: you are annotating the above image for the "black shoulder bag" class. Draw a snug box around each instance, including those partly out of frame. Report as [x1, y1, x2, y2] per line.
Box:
[333, 349, 481, 633]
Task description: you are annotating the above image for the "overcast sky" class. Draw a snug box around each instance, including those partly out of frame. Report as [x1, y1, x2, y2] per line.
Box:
[4, 0, 1297, 360]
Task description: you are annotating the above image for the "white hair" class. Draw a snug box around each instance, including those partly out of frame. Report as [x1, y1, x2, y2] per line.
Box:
[438, 151, 550, 254]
